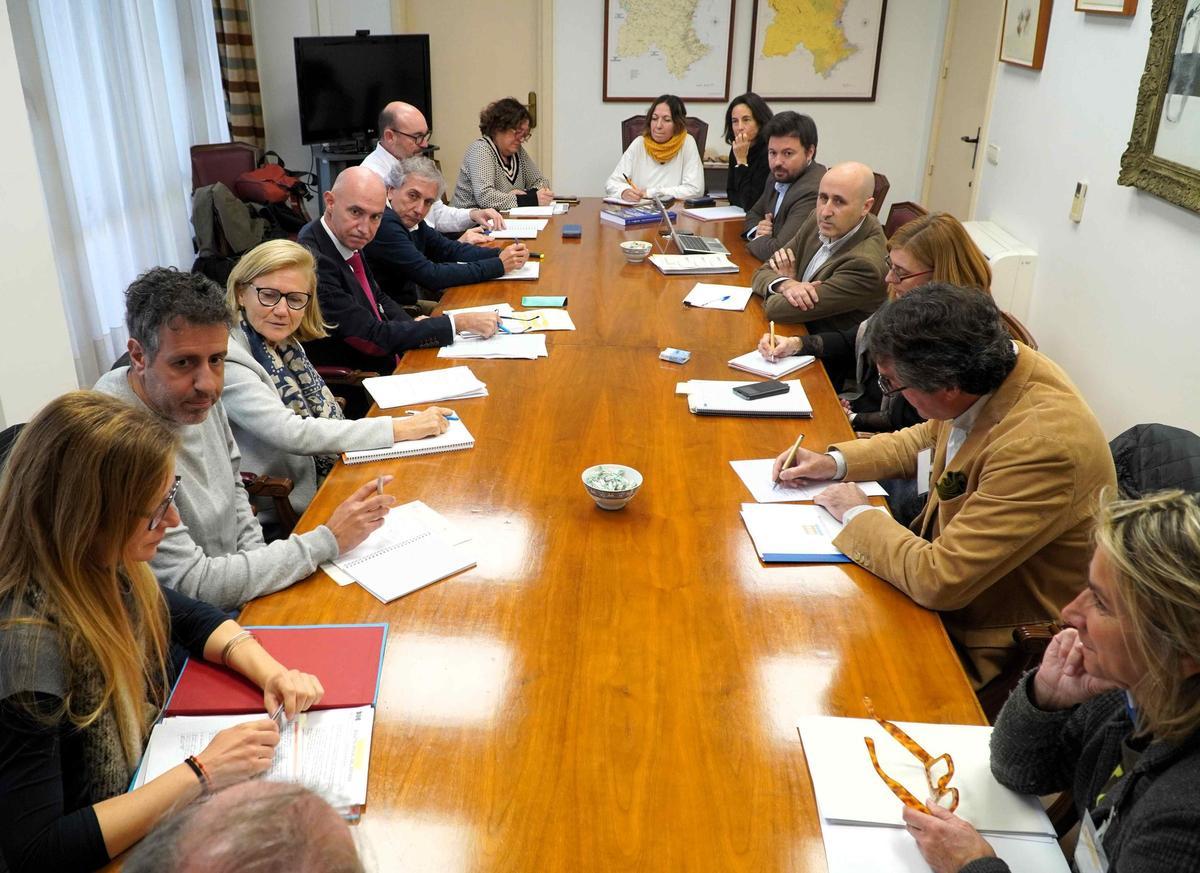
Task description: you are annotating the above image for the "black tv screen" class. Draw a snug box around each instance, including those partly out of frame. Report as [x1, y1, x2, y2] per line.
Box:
[294, 34, 432, 145]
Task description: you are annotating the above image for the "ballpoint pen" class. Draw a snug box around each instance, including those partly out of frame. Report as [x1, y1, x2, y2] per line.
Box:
[684, 295, 732, 308]
[406, 410, 460, 421]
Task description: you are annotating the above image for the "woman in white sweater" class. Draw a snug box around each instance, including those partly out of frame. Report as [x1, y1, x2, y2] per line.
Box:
[222, 240, 452, 523]
[605, 94, 703, 202]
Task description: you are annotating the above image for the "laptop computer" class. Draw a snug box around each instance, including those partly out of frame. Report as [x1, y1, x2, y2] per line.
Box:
[652, 197, 730, 255]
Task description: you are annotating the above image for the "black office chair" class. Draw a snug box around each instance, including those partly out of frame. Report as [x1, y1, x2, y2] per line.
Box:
[0, 423, 25, 472]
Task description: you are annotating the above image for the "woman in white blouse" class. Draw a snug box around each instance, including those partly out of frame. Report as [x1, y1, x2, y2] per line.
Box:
[606, 94, 703, 203]
[222, 240, 452, 524]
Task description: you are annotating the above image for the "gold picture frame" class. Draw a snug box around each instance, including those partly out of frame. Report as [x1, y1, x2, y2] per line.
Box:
[1118, 0, 1200, 213]
[1000, 0, 1054, 69]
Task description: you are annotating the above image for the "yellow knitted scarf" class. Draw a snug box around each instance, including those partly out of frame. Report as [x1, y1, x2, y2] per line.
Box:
[643, 129, 686, 163]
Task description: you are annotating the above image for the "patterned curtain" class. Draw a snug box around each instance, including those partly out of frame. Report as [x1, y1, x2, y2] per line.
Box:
[211, 0, 266, 149]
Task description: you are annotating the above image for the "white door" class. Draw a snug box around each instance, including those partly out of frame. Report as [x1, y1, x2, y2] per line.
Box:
[397, 0, 553, 187]
[922, 0, 1005, 218]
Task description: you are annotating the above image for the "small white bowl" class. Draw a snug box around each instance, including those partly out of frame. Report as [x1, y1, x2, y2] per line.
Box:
[582, 464, 643, 511]
[620, 240, 653, 264]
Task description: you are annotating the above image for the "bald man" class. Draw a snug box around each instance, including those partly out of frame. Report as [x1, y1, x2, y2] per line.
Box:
[750, 161, 887, 335]
[298, 167, 499, 375]
[361, 101, 503, 244]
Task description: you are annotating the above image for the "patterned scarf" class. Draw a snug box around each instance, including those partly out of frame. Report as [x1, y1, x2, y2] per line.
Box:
[485, 136, 521, 185]
[238, 310, 344, 478]
[644, 129, 686, 163]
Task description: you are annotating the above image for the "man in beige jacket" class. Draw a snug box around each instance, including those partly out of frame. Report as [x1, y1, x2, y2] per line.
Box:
[773, 284, 1116, 689]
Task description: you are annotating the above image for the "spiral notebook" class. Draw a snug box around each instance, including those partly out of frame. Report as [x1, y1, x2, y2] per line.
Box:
[342, 418, 475, 465]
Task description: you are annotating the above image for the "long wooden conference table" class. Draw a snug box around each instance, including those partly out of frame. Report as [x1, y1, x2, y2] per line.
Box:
[240, 200, 985, 872]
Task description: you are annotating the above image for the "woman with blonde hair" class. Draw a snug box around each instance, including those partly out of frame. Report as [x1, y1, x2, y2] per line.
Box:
[0, 391, 323, 871]
[904, 489, 1200, 872]
[224, 239, 453, 523]
[758, 212, 992, 433]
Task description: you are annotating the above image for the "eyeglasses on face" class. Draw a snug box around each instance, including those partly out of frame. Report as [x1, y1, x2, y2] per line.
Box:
[884, 255, 934, 283]
[388, 127, 432, 145]
[252, 285, 311, 312]
[508, 127, 532, 142]
[877, 373, 910, 397]
[148, 476, 181, 530]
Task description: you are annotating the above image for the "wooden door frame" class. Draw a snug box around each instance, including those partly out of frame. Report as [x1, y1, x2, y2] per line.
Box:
[921, 0, 1002, 218]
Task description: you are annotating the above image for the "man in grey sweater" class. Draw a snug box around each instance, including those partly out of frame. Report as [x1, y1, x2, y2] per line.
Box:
[95, 268, 391, 611]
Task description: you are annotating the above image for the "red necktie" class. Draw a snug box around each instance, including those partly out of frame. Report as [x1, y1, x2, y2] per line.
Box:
[347, 251, 382, 322]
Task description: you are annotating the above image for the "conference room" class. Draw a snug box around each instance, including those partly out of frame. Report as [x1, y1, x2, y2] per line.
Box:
[3, 2, 1200, 872]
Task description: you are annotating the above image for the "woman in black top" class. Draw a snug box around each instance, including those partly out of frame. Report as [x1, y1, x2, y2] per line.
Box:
[723, 92, 773, 209]
[0, 392, 324, 872]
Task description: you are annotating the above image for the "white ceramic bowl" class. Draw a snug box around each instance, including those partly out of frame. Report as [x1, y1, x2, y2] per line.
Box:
[620, 240, 653, 264]
[581, 464, 643, 511]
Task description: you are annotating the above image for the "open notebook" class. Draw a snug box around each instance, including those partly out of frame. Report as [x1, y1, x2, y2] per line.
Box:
[342, 417, 475, 464]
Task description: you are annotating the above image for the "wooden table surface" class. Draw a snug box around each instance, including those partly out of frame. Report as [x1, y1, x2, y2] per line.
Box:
[239, 200, 983, 872]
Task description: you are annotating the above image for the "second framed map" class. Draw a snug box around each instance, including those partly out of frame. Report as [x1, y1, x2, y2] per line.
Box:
[748, 0, 888, 101]
[603, 0, 736, 102]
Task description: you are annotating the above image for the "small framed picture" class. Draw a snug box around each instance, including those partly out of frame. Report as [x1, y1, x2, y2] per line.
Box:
[1075, 0, 1137, 14]
[1000, 0, 1054, 70]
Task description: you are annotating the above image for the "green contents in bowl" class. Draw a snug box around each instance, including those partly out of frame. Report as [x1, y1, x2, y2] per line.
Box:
[586, 468, 634, 492]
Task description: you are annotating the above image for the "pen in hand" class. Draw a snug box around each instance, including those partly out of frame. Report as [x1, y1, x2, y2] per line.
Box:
[769, 320, 777, 358]
[774, 433, 805, 486]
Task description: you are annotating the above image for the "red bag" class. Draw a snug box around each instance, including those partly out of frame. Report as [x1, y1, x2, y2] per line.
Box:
[235, 153, 300, 205]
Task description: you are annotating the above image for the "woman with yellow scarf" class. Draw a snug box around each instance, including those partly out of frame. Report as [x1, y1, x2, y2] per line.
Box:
[606, 94, 703, 203]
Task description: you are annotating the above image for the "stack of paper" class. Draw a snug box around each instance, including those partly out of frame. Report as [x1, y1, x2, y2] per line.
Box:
[678, 379, 812, 417]
[343, 417, 476, 464]
[443, 302, 515, 318]
[489, 219, 548, 239]
[500, 309, 576, 332]
[739, 502, 849, 562]
[681, 205, 746, 221]
[509, 205, 565, 217]
[438, 333, 547, 359]
[797, 716, 1067, 873]
[682, 283, 753, 310]
[649, 253, 738, 275]
[730, 459, 888, 504]
[363, 367, 487, 409]
[496, 261, 541, 280]
[727, 350, 815, 378]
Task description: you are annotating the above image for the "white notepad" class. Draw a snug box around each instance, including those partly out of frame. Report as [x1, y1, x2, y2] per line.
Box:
[507, 205, 557, 217]
[443, 302, 515, 318]
[681, 205, 746, 221]
[362, 366, 487, 409]
[730, 459, 889, 504]
[649, 253, 738, 275]
[727, 350, 816, 378]
[684, 380, 812, 417]
[437, 333, 547, 359]
[739, 502, 848, 562]
[683, 283, 753, 310]
[494, 261, 541, 280]
[342, 418, 475, 464]
[489, 219, 548, 239]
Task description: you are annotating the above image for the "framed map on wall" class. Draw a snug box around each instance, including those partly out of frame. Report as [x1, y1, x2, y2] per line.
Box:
[747, 0, 888, 101]
[603, 0, 735, 102]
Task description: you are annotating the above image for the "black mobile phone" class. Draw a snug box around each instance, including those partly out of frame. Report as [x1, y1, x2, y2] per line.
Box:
[733, 380, 790, 400]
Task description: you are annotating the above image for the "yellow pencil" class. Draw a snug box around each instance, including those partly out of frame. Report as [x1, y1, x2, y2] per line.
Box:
[775, 433, 805, 484]
[769, 320, 776, 356]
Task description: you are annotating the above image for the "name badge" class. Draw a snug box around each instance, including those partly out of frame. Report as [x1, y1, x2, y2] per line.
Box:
[916, 448, 932, 496]
[1074, 810, 1110, 873]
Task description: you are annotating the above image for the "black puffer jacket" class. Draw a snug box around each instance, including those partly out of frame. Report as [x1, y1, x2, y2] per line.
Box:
[1108, 423, 1200, 497]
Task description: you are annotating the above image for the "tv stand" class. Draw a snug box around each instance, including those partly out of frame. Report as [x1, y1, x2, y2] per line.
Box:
[311, 143, 375, 209]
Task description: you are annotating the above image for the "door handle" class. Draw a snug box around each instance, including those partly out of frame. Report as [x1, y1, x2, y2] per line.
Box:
[960, 127, 981, 170]
[528, 91, 537, 128]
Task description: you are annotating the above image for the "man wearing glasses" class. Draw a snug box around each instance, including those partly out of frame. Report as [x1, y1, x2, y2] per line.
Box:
[361, 101, 504, 244]
[95, 268, 393, 611]
[751, 161, 887, 335]
[771, 285, 1115, 694]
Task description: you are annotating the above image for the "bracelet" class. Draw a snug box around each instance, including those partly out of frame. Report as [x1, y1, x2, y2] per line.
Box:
[184, 755, 212, 793]
[220, 630, 255, 667]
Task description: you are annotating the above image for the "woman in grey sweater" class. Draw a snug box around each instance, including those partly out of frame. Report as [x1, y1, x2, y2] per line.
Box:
[223, 240, 452, 521]
[904, 489, 1200, 873]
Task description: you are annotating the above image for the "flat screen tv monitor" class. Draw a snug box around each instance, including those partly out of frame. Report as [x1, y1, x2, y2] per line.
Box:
[294, 34, 432, 146]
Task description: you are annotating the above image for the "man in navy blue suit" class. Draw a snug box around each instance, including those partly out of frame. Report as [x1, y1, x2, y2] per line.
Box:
[297, 167, 500, 375]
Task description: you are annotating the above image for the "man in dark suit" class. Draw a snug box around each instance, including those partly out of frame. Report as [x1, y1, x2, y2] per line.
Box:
[750, 161, 887, 335]
[742, 112, 826, 262]
[298, 167, 500, 375]
[365, 156, 529, 313]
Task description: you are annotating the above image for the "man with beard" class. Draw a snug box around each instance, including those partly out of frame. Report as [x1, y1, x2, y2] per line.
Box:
[742, 111, 826, 262]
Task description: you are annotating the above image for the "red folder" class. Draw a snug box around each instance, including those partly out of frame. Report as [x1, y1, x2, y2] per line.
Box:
[163, 624, 386, 716]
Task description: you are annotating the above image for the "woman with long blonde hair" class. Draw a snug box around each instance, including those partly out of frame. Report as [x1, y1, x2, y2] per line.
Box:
[904, 489, 1200, 872]
[0, 392, 323, 871]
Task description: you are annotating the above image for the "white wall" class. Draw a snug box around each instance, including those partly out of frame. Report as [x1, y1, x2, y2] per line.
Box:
[0, 0, 78, 427]
[551, 0, 949, 201]
[975, 5, 1200, 438]
[252, 0, 392, 173]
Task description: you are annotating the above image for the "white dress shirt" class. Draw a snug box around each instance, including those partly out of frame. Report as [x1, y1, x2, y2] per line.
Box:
[360, 143, 474, 233]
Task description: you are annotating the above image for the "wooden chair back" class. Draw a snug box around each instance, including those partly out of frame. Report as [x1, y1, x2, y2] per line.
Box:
[883, 200, 929, 238]
[621, 115, 709, 158]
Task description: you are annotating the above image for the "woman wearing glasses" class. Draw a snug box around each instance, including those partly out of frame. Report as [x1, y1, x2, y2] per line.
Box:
[905, 489, 1200, 873]
[0, 392, 324, 872]
[758, 212, 991, 433]
[451, 96, 554, 211]
[224, 240, 452, 523]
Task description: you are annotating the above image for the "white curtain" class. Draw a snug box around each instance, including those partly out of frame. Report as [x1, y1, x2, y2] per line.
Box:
[9, 0, 228, 386]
